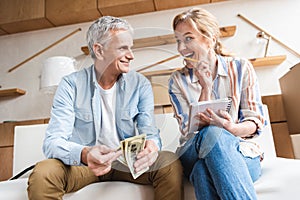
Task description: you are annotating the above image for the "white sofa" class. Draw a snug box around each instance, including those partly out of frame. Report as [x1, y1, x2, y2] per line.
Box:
[1, 105, 300, 200]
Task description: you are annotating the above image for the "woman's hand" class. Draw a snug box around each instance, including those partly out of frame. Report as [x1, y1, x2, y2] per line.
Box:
[133, 140, 159, 173]
[196, 108, 233, 129]
[196, 62, 213, 87]
[84, 145, 122, 176]
[197, 108, 257, 138]
[194, 61, 214, 101]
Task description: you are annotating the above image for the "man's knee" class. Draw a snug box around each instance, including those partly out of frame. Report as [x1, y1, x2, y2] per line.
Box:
[29, 159, 66, 181]
[152, 151, 183, 200]
[27, 159, 66, 199]
[155, 151, 182, 179]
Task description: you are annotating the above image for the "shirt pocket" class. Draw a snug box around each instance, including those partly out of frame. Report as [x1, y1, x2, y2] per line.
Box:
[73, 109, 95, 145]
[120, 108, 138, 137]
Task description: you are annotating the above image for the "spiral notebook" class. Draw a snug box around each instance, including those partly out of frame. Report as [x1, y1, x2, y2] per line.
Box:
[188, 98, 232, 134]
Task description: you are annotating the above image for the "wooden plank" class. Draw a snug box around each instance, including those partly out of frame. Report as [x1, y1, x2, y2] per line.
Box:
[0, 88, 26, 97]
[249, 55, 286, 67]
[137, 55, 180, 73]
[81, 25, 236, 55]
[133, 34, 176, 49]
[219, 25, 236, 37]
[136, 54, 286, 79]
[141, 68, 181, 77]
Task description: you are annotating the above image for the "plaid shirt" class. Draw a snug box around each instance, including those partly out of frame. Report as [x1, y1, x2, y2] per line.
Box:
[169, 55, 266, 147]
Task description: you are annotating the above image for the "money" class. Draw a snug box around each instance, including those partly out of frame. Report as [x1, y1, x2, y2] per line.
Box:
[117, 134, 148, 179]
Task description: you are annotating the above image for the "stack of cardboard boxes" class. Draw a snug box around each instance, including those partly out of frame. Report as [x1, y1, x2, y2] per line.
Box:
[280, 62, 300, 159]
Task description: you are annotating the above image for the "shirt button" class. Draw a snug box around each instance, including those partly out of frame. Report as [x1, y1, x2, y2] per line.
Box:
[73, 161, 78, 165]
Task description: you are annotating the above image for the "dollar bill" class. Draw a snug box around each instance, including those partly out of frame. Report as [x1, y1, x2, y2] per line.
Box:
[117, 134, 148, 179]
[117, 140, 128, 166]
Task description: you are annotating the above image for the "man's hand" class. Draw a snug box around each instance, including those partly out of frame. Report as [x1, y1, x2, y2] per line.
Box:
[133, 140, 159, 173]
[83, 145, 122, 176]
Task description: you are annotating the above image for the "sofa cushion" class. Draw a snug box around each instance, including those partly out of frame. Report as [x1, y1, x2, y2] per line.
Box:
[1, 105, 300, 200]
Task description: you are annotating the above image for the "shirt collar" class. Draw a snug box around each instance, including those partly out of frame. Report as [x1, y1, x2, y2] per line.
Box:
[216, 55, 228, 77]
[91, 65, 126, 90]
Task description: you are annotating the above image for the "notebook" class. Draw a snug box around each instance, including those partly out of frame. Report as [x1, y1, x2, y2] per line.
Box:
[188, 98, 232, 134]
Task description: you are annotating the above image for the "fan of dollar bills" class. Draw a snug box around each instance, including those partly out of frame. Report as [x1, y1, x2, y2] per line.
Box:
[117, 134, 149, 179]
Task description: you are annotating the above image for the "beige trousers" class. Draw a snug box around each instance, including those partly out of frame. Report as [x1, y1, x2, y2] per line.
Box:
[27, 151, 183, 200]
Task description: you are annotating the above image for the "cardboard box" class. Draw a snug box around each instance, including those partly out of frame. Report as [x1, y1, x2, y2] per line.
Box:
[279, 62, 300, 134]
[291, 134, 300, 159]
[271, 122, 295, 158]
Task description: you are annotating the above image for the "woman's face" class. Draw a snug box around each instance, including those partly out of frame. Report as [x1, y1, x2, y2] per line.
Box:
[174, 20, 214, 69]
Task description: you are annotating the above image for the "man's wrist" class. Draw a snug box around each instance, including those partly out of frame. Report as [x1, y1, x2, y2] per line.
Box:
[81, 146, 92, 165]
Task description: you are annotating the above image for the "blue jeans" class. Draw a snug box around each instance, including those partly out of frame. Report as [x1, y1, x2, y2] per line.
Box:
[178, 126, 261, 200]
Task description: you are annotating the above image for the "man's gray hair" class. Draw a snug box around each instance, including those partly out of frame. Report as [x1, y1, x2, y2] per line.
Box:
[86, 16, 133, 59]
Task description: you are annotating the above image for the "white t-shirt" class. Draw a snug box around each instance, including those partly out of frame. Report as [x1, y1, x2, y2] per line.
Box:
[97, 83, 119, 149]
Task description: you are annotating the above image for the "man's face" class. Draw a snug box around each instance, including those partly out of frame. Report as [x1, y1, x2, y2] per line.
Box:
[101, 30, 134, 74]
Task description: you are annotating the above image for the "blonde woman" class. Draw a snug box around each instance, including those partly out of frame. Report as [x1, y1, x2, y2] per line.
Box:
[169, 8, 265, 200]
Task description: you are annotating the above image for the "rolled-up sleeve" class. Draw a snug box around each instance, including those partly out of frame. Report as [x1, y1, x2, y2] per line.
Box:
[238, 59, 265, 135]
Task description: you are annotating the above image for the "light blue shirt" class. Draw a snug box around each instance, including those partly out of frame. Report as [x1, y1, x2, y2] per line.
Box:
[43, 65, 161, 166]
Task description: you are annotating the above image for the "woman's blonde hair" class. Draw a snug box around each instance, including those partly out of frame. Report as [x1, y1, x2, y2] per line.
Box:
[173, 8, 232, 56]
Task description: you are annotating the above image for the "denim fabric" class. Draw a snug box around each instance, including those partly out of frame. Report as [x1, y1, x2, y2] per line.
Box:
[179, 126, 261, 200]
[43, 65, 161, 166]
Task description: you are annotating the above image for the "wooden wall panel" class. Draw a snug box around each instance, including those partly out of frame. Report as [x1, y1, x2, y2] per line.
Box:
[0, 0, 229, 35]
[211, 0, 228, 2]
[154, 0, 210, 11]
[98, 0, 155, 17]
[0, 0, 53, 33]
[46, 0, 101, 26]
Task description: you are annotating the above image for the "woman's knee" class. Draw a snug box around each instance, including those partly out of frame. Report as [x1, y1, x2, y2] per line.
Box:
[197, 126, 239, 158]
